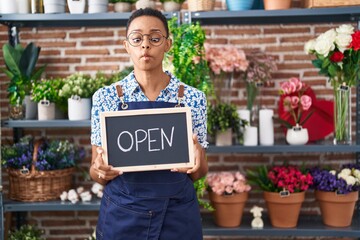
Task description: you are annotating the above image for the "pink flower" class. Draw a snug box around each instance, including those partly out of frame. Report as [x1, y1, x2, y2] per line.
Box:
[206, 171, 251, 196]
[300, 95, 312, 111]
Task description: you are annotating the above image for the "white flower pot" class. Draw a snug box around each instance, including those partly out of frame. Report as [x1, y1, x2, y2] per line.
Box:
[44, 0, 66, 13]
[114, 2, 131, 12]
[23, 95, 37, 120]
[135, 0, 156, 10]
[163, 1, 181, 12]
[1, 0, 18, 13]
[38, 101, 55, 120]
[17, 0, 30, 13]
[88, 0, 108, 13]
[286, 125, 309, 145]
[215, 129, 232, 146]
[243, 126, 258, 146]
[68, 97, 91, 120]
[67, 0, 86, 13]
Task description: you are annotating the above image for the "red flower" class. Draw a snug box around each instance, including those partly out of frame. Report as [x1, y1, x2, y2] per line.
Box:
[350, 31, 360, 51]
[330, 51, 344, 62]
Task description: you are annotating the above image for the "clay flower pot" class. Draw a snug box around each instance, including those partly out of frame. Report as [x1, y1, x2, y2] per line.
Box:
[208, 191, 248, 227]
[263, 0, 291, 10]
[264, 191, 305, 228]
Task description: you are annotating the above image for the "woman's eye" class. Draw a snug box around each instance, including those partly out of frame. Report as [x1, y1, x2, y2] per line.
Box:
[132, 38, 142, 43]
[150, 38, 160, 43]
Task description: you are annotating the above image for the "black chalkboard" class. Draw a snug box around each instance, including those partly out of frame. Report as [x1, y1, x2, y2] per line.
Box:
[100, 107, 194, 172]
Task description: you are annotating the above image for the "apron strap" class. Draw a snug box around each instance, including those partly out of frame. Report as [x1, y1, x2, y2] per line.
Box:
[116, 85, 128, 110]
[176, 84, 184, 107]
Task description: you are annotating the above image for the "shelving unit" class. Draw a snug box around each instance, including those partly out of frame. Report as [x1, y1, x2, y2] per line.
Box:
[1, 6, 360, 239]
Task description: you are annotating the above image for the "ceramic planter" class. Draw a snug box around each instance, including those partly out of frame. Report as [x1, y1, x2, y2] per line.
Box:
[263, 0, 291, 10]
[17, 0, 31, 13]
[208, 191, 248, 227]
[215, 128, 232, 146]
[44, 0, 66, 13]
[88, 0, 108, 13]
[226, 0, 255, 10]
[68, 97, 91, 120]
[23, 95, 37, 120]
[67, 0, 86, 13]
[163, 1, 181, 12]
[315, 191, 358, 227]
[114, 2, 132, 12]
[135, 0, 156, 10]
[1, 0, 18, 13]
[286, 125, 309, 145]
[264, 191, 305, 228]
[38, 100, 55, 120]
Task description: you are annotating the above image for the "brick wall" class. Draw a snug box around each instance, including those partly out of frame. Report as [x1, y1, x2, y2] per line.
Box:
[0, 0, 358, 239]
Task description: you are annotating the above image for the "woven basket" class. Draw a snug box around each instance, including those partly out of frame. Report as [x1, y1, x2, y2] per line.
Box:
[187, 0, 214, 11]
[7, 140, 75, 202]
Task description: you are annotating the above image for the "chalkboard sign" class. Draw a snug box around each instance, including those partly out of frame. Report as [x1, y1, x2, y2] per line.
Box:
[100, 107, 194, 172]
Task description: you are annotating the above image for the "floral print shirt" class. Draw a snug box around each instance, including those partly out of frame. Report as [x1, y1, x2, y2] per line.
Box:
[91, 71, 208, 148]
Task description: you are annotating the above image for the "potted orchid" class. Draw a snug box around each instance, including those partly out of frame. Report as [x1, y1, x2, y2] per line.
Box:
[206, 171, 251, 227]
[278, 77, 313, 145]
[309, 164, 360, 227]
[247, 165, 313, 228]
[305, 24, 360, 145]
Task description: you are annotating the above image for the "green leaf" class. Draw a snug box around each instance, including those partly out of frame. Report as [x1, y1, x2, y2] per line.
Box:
[2, 43, 21, 77]
[20, 42, 41, 78]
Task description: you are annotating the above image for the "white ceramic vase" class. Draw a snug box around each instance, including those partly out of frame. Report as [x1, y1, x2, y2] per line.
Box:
[286, 124, 309, 145]
[38, 100, 55, 120]
[1, 0, 18, 13]
[68, 97, 91, 120]
[215, 129, 232, 146]
[43, 0, 66, 13]
[88, 0, 108, 13]
[17, 0, 30, 13]
[135, 0, 156, 10]
[67, 0, 86, 13]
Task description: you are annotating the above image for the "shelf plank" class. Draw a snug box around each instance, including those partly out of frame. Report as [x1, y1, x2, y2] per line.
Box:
[1, 119, 91, 128]
[188, 6, 360, 25]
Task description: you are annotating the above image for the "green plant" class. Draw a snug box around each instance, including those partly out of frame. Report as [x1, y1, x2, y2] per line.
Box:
[8, 224, 44, 240]
[31, 78, 63, 103]
[160, 0, 185, 3]
[2, 42, 46, 105]
[109, 0, 136, 3]
[59, 73, 102, 99]
[207, 102, 246, 142]
[166, 18, 213, 96]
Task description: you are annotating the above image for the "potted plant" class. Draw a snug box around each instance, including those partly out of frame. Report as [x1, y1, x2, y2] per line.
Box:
[135, 0, 156, 9]
[59, 73, 101, 121]
[31, 78, 63, 120]
[160, 0, 185, 11]
[206, 171, 251, 227]
[1, 135, 85, 201]
[8, 224, 44, 240]
[109, 0, 136, 12]
[2, 42, 46, 120]
[67, 0, 86, 13]
[207, 102, 245, 146]
[309, 164, 360, 227]
[247, 164, 313, 228]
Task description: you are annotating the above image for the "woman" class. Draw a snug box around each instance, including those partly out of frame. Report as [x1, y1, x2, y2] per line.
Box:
[90, 8, 208, 239]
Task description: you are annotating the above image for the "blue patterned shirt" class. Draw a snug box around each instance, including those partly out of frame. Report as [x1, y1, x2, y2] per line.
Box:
[91, 71, 208, 148]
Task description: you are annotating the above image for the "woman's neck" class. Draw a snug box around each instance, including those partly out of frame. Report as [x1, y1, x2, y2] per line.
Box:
[134, 69, 170, 101]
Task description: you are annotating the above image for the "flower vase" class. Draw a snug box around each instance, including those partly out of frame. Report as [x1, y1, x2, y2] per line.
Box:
[246, 81, 263, 126]
[264, 191, 305, 228]
[286, 124, 309, 145]
[208, 191, 248, 227]
[315, 191, 358, 227]
[333, 83, 352, 145]
[9, 104, 25, 120]
[212, 71, 233, 103]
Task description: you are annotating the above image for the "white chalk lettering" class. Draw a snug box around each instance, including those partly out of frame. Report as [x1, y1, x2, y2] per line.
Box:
[135, 129, 147, 151]
[117, 131, 133, 152]
[161, 126, 174, 149]
[148, 128, 160, 152]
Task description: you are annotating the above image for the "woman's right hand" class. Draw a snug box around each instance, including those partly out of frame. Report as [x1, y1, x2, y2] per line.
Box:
[90, 146, 123, 185]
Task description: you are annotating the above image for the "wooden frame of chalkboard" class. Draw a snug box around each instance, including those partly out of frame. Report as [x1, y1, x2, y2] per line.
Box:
[100, 107, 195, 172]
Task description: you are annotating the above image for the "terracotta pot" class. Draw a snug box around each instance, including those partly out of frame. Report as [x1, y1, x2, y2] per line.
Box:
[264, 191, 305, 228]
[263, 0, 291, 10]
[209, 191, 248, 227]
[315, 190, 358, 227]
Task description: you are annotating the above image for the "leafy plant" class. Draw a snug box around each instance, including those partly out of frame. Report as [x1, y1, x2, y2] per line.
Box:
[58, 73, 102, 99]
[2, 42, 46, 105]
[8, 225, 44, 240]
[109, 0, 136, 3]
[31, 78, 63, 103]
[160, 0, 185, 3]
[167, 18, 213, 96]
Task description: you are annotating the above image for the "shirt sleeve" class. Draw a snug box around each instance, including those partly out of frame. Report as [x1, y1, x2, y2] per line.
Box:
[91, 89, 102, 146]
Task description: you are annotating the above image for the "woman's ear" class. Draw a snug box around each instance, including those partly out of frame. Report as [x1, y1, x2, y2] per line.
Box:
[164, 38, 172, 52]
[123, 40, 130, 54]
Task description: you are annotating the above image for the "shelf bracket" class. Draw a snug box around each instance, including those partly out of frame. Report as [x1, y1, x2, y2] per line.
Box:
[8, 25, 20, 47]
[182, 11, 192, 24]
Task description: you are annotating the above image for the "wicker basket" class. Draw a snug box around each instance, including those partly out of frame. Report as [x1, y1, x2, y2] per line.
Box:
[187, 0, 214, 11]
[7, 140, 75, 202]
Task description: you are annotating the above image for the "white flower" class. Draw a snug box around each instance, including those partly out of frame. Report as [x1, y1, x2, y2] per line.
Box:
[60, 191, 68, 201]
[91, 182, 104, 195]
[343, 176, 356, 186]
[335, 34, 353, 52]
[314, 37, 335, 57]
[97, 190, 103, 198]
[329, 170, 336, 175]
[77, 186, 84, 194]
[336, 24, 354, 35]
[353, 169, 360, 180]
[304, 39, 316, 54]
[319, 29, 337, 43]
[67, 189, 79, 204]
[80, 191, 92, 202]
[339, 168, 351, 177]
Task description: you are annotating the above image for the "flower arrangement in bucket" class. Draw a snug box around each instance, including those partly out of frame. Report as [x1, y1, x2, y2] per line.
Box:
[247, 165, 313, 228]
[206, 171, 251, 227]
[204, 44, 248, 102]
[309, 164, 360, 227]
[305, 24, 360, 145]
[278, 77, 313, 145]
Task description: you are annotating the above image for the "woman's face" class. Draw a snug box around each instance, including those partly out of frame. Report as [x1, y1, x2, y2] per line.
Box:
[124, 16, 171, 72]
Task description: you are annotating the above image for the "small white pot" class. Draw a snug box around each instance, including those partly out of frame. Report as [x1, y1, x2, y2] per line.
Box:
[23, 95, 37, 120]
[286, 125, 309, 145]
[17, 0, 30, 13]
[44, 0, 66, 13]
[38, 100, 55, 120]
[1, 0, 18, 13]
[68, 0, 86, 13]
[114, 2, 132, 12]
[88, 0, 108, 13]
[135, 0, 156, 10]
[163, 1, 181, 12]
[215, 128, 232, 146]
[243, 126, 258, 146]
[68, 97, 91, 120]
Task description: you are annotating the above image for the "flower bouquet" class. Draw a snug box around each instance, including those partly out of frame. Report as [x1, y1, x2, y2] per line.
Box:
[206, 171, 251, 227]
[305, 24, 360, 144]
[309, 164, 360, 227]
[247, 165, 313, 228]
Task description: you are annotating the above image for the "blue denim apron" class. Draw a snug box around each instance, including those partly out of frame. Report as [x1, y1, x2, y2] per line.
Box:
[96, 85, 203, 240]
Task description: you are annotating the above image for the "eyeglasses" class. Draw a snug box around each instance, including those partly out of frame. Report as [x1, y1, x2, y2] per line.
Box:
[127, 32, 168, 47]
